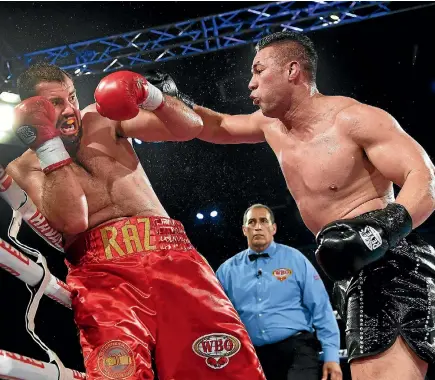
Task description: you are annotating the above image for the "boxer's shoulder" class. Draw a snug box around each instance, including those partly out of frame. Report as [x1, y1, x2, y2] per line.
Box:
[322, 95, 361, 117]
[81, 103, 97, 117]
[317, 97, 387, 138]
[335, 101, 398, 143]
[250, 109, 276, 131]
[81, 103, 108, 124]
[333, 98, 389, 124]
[81, 102, 120, 135]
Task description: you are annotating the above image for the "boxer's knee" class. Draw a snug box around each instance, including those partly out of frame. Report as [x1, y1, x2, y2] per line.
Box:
[350, 336, 427, 380]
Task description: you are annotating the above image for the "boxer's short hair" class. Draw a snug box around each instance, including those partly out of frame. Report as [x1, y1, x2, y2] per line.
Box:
[256, 31, 318, 82]
[18, 62, 73, 100]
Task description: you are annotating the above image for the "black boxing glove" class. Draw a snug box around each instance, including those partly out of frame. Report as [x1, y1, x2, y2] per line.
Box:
[143, 70, 195, 109]
[315, 203, 412, 281]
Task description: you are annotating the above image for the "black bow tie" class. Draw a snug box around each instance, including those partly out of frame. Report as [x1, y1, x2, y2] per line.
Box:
[248, 253, 270, 262]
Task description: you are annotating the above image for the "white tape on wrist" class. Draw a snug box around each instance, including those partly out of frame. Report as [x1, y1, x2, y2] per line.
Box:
[36, 137, 72, 174]
[141, 82, 164, 111]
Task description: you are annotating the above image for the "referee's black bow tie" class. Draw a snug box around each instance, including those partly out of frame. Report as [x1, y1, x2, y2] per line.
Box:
[248, 253, 270, 261]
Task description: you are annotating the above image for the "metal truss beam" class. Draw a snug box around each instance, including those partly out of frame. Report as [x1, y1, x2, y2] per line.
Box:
[1, 1, 433, 83]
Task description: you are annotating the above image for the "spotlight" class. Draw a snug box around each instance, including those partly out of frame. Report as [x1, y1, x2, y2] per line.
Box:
[0, 92, 20, 104]
[210, 211, 218, 218]
[330, 14, 340, 21]
[196, 213, 204, 220]
[0, 103, 14, 133]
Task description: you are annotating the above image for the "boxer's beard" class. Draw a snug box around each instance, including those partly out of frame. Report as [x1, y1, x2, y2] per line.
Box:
[61, 127, 82, 157]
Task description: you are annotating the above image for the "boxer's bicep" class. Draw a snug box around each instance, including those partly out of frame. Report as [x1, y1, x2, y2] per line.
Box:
[349, 105, 434, 187]
[195, 106, 266, 144]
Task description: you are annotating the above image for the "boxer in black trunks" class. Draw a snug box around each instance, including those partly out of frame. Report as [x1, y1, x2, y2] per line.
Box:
[193, 31, 435, 380]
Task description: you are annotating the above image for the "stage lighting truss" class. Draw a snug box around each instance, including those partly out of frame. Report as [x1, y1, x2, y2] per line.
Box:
[1, 1, 428, 82]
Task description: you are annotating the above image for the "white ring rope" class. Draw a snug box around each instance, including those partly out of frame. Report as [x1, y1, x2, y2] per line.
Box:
[0, 165, 72, 379]
[0, 350, 85, 380]
[0, 238, 71, 308]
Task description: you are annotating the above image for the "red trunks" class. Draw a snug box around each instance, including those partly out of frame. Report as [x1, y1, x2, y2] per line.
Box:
[65, 216, 265, 380]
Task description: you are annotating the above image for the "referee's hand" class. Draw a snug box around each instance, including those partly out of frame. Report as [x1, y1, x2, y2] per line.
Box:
[322, 361, 342, 380]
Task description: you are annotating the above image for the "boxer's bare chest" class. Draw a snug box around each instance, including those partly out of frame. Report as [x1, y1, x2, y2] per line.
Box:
[70, 124, 133, 202]
[68, 120, 165, 222]
[263, 113, 393, 233]
[264, 118, 366, 199]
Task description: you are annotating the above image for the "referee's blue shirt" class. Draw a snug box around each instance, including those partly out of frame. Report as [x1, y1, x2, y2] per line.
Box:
[216, 241, 340, 363]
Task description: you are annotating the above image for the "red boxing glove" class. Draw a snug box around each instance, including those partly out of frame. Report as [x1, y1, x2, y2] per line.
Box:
[14, 96, 60, 149]
[94, 71, 164, 121]
[13, 96, 72, 173]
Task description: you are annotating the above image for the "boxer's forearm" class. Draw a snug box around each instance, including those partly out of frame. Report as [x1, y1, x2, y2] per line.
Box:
[42, 166, 88, 235]
[395, 169, 435, 229]
[193, 105, 226, 142]
[153, 96, 203, 140]
[194, 106, 266, 144]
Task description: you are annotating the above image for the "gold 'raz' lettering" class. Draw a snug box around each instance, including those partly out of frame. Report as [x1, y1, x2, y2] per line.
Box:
[138, 218, 157, 251]
[101, 218, 157, 260]
[101, 226, 125, 260]
[121, 223, 143, 254]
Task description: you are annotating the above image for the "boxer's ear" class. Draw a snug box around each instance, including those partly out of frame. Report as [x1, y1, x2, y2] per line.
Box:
[288, 61, 300, 81]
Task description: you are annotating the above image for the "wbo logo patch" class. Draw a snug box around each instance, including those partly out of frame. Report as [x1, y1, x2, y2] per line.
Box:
[273, 268, 292, 281]
[97, 340, 135, 379]
[192, 333, 241, 369]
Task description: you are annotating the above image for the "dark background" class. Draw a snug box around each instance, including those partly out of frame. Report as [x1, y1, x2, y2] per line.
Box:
[1, 1, 435, 375]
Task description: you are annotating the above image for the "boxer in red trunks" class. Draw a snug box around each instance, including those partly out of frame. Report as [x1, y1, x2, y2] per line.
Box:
[6, 63, 265, 380]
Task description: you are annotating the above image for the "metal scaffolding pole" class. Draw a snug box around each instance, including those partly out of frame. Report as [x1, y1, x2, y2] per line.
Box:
[1, 1, 433, 83]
